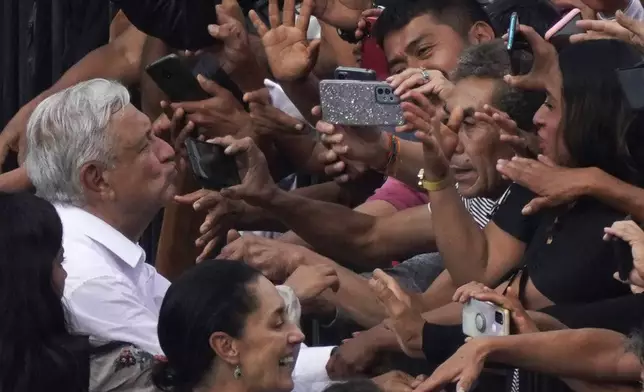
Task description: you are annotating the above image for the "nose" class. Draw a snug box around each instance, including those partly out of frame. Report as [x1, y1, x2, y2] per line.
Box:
[155, 136, 176, 164]
[533, 105, 546, 129]
[454, 131, 465, 155]
[288, 324, 305, 345]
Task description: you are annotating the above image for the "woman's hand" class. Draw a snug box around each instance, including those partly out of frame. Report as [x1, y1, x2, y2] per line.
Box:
[504, 24, 562, 97]
[285, 264, 340, 303]
[604, 220, 644, 288]
[249, 0, 321, 82]
[355, 8, 384, 40]
[496, 155, 593, 215]
[474, 105, 540, 158]
[373, 371, 427, 392]
[243, 88, 307, 136]
[369, 269, 425, 359]
[467, 287, 539, 334]
[571, 10, 644, 49]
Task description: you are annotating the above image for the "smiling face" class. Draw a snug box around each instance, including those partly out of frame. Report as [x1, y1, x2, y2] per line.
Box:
[444, 77, 515, 198]
[382, 14, 468, 76]
[233, 277, 305, 392]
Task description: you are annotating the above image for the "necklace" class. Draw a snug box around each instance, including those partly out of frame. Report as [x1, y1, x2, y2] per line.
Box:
[545, 201, 578, 245]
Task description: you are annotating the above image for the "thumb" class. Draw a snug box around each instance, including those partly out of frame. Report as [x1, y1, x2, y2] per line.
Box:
[220, 184, 247, 200]
[537, 154, 556, 167]
[197, 74, 224, 96]
[227, 229, 241, 244]
[307, 39, 322, 66]
[174, 189, 207, 204]
[446, 106, 464, 132]
[521, 196, 550, 215]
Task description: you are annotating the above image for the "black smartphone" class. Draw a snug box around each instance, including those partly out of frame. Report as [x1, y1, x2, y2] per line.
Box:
[617, 63, 644, 111]
[334, 66, 378, 81]
[145, 54, 212, 102]
[184, 138, 241, 190]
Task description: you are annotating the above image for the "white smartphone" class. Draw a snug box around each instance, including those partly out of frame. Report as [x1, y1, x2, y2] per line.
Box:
[319, 80, 404, 126]
[462, 299, 511, 338]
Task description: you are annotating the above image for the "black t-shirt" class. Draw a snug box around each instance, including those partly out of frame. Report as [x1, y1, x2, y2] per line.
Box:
[492, 183, 631, 306]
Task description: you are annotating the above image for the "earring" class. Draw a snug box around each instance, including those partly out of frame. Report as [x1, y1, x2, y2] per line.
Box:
[234, 365, 242, 379]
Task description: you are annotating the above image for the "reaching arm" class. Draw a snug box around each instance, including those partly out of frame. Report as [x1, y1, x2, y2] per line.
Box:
[481, 329, 641, 382]
[586, 168, 644, 223]
[428, 183, 528, 286]
[255, 189, 436, 270]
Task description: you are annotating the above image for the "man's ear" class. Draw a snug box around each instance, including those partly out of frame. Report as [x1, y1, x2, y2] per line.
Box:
[79, 162, 115, 202]
[209, 332, 241, 366]
[468, 21, 496, 45]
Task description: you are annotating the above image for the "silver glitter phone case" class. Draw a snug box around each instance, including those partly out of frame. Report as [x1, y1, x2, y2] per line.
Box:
[319, 80, 404, 126]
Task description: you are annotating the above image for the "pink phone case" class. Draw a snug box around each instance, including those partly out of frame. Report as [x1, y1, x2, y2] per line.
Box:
[545, 8, 582, 40]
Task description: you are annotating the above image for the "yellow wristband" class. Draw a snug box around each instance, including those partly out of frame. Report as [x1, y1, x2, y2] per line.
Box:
[417, 168, 452, 192]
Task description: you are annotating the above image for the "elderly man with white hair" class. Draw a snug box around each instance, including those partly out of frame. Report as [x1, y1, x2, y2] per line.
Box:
[24, 79, 180, 355]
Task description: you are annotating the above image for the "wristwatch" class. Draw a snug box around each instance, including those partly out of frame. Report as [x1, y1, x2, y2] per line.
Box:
[337, 28, 361, 43]
[417, 168, 452, 192]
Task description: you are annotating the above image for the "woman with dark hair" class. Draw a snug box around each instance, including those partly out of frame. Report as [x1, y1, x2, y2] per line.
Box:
[0, 192, 158, 392]
[152, 259, 305, 392]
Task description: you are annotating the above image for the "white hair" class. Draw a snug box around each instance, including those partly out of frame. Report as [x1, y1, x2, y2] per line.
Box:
[24, 79, 130, 206]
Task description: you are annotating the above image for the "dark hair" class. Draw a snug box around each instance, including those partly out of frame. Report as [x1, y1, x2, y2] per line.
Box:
[0, 192, 88, 392]
[452, 40, 544, 131]
[323, 379, 383, 392]
[484, 0, 560, 37]
[558, 40, 644, 186]
[152, 260, 263, 392]
[373, 0, 492, 48]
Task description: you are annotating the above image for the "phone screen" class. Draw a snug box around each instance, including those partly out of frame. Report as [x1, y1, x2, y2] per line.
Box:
[185, 138, 241, 190]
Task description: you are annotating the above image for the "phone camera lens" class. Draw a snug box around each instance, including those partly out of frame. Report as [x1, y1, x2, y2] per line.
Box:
[162, 70, 172, 80]
[384, 88, 391, 95]
[495, 311, 504, 324]
[338, 72, 347, 80]
[377, 88, 384, 95]
[475, 313, 486, 332]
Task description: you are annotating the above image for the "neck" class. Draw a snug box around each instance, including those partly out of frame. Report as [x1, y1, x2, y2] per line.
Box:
[196, 367, 248, 392]
[83, 204, 154, 242]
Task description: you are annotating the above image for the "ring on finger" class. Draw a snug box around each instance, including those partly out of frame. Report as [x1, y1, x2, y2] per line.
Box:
[420, 69, 431, 81]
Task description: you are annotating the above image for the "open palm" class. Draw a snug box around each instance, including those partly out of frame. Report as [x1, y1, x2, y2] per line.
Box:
[250, 0, 321, 82]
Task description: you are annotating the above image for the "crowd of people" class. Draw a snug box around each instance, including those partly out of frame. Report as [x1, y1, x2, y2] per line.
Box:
[2, 0, 644, 391]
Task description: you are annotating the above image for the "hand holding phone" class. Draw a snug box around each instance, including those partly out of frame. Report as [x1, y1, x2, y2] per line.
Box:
[462, 299, 511, 337]
[146, 54, 212, 102]
[184, 138, 241, 191]
[545, 9, 584, 41]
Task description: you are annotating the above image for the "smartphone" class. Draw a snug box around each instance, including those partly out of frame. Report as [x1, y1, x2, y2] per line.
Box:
[545, 9, 583, 41]
[616, 63, 644, 111]
[145, 54, 212, 102]
[361, 16, 390, 81]
[319, 80, 404, 126]
[506, 12, 534, 75]
[334, 66, 377, 81]
[462, 299, 511, 338]
[184, 138, 241, 190]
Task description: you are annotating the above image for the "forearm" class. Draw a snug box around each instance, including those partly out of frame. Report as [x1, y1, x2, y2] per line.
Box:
[387, 139, 429, 188]
[255, 189, 388, 270]
[420, 271, 461, 311]
[482, 329, 641, 382]
[272, 135, 326, 175]
[299, 255, 388, 328]
[588, 168, 644, 223]
[280, 74, 321, 126]
[0, 167, 33, 193]
[139, 36, 171, 119]
[428, 184, 490, 285]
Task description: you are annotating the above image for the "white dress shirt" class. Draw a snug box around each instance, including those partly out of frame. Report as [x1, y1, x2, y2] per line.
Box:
[57, 205, 170, 355]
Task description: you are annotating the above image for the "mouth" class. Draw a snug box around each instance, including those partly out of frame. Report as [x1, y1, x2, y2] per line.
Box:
[278, 355, 295, 369]
[451, 166, 475, 182]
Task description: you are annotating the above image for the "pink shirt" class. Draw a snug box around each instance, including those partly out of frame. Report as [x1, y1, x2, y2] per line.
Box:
[368, 177, 428, 211]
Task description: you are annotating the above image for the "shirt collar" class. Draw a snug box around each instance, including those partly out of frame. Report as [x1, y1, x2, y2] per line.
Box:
[55, 204, 146, 268]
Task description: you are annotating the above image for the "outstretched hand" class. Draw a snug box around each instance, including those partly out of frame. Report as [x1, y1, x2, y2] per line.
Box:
[496, 155, 591, 215]
[249, 0, 321, 82]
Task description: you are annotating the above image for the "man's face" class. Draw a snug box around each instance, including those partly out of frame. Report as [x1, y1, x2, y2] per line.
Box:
[104, 104, 178, 213]
[382, 14, 467, 75]
[444, 77, 514, 198]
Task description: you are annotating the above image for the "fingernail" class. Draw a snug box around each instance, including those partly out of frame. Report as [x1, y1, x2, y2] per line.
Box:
[194, 202, 201, 209]
[295, 123, 303, 130]
[522, 206, 532, 214]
